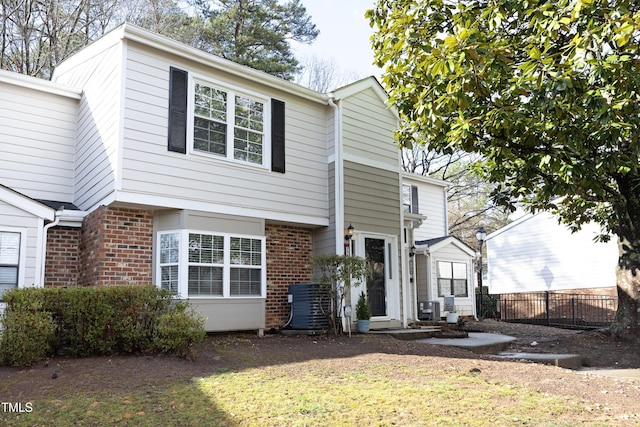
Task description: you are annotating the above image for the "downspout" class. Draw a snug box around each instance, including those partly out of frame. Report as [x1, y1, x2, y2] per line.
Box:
[328, 94, 347, 331]
[400, 222, 409, 328]
[40, 211, 61, 287]
[327, 94, 343, 256]
[399, 183, 408, 329]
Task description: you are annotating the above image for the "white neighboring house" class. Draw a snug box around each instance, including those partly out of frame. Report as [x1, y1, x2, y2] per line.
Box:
[402, 174, 478, 319]
[486, 211, 618, 294]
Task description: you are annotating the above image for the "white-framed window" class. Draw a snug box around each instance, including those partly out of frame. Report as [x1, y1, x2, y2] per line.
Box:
[157, 230, 266, 298]
[437, 261, 468, 297]
[0, 229, 25, 300]
[191, 79, 269, 167]
[403, 184, 419, 214]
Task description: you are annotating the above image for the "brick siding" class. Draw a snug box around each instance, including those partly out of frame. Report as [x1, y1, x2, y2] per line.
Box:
[265, 223, 313, 329]
[78, 206, 153, 287]
[45, 226, 81, 287]
[44, 210, 313, 329]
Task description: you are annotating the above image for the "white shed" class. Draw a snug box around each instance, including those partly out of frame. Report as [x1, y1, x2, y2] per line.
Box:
[486, 212, 618, 294]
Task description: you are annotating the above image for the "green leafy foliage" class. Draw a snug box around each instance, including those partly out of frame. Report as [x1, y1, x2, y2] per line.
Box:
[312, 254, 370, 335]
[0, 286, 205, 366]
[355, 291, 371, 321]
[0, 303, 57, 366]
[154, 301, 206, 359]
[368, 0, 640, 335]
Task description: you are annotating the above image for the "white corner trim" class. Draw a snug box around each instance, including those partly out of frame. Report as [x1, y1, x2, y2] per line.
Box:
[0, 187, 55, 220]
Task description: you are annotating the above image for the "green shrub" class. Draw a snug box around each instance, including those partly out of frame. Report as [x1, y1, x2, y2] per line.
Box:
[0, 303, 57, 366]
[0, 286, 205, 366]
[154, 301, 206, 359]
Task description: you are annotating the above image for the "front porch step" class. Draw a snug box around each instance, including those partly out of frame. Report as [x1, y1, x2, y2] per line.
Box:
[369, 325, 467, 341]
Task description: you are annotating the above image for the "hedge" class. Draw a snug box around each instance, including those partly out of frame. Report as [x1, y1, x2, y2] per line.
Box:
[0, 286, 205, 366]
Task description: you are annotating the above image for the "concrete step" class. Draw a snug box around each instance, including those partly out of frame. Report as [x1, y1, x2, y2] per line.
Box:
[492, 352, 582, 370]
[369, 326, 451, 340]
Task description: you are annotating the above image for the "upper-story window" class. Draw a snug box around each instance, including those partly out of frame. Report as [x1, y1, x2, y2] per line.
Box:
[168, 67, 286, 173]
[193, 81, 267, 166]
[403, 184, 419, 214]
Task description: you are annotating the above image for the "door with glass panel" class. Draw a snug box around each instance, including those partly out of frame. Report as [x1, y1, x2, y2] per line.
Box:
[365, 237, 387, 317]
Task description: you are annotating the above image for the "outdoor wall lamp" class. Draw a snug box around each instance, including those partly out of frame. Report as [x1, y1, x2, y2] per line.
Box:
[344, 223, 355, 246]
[409, 245, 416, 257]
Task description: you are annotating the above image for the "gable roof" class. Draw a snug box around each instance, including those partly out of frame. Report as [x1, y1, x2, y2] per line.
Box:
[0, 184, 55, 221]
[402, 172, 450, 188]
[331, 76, 399, 119]
[53, 23, 328, 105]
[415, 236, 476, 257]
[486, 212, 540, 240]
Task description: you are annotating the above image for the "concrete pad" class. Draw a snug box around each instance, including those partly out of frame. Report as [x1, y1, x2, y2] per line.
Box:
[418, 332, 517, 354]
[493, 352, 582, 370]
[369, 327, 459, 341]
[578, 368, 640, 381]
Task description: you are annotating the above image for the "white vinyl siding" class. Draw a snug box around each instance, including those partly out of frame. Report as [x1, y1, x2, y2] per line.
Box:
[410, 180, 448, 240]
[0, 203, 39, 295]
[487, 212, 618, 294]
[53, 41, 123, 210]
[0, 77, 78, 202]
[119, 45, 328, 225]
[429, 243, 474, 308]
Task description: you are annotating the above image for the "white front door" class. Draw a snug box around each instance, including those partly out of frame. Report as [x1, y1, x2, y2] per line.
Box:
[355, 233, 399, 320]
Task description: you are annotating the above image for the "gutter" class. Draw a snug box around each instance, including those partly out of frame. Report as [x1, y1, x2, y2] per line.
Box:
[40, 209, 88, 287]
[40, 214, 60, 288]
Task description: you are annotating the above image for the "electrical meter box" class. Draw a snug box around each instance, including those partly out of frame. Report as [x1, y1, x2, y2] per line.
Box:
[417, 301, 440, 321]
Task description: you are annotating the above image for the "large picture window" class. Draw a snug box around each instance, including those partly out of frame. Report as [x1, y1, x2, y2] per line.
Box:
[437, 261, 468, 297]
[193, 81, 266, 166]
[158, 231, 265, 298]
[0, 231, 21, 299]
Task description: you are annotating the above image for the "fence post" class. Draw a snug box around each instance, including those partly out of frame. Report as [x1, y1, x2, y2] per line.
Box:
[545, 291, 550, 326]
[571, 297, 576, 326]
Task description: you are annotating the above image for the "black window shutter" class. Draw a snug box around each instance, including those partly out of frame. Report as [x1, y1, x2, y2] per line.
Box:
[411, 185, 419, 214]
[271, 99, 285, 173]
[168, 67, 188, 154]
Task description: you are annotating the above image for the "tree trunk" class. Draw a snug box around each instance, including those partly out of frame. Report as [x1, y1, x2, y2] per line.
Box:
[611, 238, 640, 338]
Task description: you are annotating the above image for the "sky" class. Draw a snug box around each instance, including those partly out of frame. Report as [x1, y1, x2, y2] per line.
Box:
[293, 0, 382, 82]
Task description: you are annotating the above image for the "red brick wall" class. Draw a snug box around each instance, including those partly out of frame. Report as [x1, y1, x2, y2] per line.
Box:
[265, 224, 313, 328]
[78, 206, 153, 287]
[45, 226, 81, 287]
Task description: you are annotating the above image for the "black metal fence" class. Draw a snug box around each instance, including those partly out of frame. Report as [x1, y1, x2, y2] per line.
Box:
[493, 291, 618, 329]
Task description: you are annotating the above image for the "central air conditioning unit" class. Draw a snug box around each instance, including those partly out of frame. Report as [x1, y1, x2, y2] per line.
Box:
[417, 301, 440, 321]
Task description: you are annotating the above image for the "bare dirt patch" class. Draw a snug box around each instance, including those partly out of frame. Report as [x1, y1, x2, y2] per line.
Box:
[1, 319, 639, 421]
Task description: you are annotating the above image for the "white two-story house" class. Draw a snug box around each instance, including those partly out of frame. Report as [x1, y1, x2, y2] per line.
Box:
[0, 24, 476, 333]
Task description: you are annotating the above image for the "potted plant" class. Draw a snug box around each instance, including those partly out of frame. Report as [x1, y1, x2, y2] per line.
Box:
[355, 291, 371, 333]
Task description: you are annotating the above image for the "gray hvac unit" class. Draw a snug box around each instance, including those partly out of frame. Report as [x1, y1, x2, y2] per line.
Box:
[287, 283, 329, 330]
[417, 300, 440, 321]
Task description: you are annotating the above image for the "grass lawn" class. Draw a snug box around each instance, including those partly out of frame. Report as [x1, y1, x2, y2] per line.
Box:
[0, 352, 609, 427]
